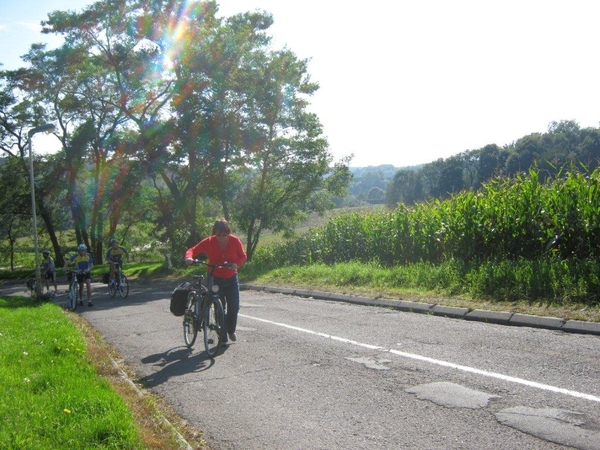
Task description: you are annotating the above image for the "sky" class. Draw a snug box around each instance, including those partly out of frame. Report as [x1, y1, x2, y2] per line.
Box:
[1, 0, 599, 168]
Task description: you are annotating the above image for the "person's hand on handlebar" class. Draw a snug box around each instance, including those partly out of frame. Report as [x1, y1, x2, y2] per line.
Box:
[185, 258, 237, 270]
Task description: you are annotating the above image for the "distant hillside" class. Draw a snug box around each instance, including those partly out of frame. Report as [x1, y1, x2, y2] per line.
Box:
[350, 164, 411, 177]
[346, 164, 407, 205]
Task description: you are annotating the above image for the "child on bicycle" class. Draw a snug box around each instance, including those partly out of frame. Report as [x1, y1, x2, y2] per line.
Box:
[184, 219, 247, 343]
[106, 238, 129, 284]
[41, 249, 58, 293]
[64, 244, 94, 306]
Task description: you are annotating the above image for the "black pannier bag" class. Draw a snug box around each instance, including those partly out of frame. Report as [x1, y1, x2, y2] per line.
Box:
[102, 272, 110, 284]
[170, 282, 192, 316]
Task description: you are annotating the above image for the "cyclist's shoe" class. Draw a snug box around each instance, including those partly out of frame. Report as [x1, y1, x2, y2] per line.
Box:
[228, 332, 237, 342]
[78, 301, 84, 306]
[88, 301, 93, 307]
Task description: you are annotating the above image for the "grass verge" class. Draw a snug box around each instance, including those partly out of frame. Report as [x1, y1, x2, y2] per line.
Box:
[0, 295, 209, 450]
[242, 261, 600, 323]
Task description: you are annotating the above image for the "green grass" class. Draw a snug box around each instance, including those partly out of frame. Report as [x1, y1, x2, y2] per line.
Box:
[241, 259, 600, 323]
[0, 299, 142, 449]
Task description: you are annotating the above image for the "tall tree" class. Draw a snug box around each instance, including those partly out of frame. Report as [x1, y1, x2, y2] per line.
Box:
[0, 69, 71, 263]
[419, 158, 444, 198]
[505, 133, 544, 177]
[476, 144, 505, 186]
[232, 48, 351, 259]
[167, 5, 274, 246]
[41, 0, 173, 258]
[386, 169, 422, 207]
[438, 154, 464, 197]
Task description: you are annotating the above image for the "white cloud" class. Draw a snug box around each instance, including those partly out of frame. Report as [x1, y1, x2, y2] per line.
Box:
[15, 20, 42, 32]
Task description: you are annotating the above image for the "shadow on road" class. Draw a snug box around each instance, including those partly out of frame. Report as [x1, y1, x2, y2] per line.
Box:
[138, 344, 230, 388]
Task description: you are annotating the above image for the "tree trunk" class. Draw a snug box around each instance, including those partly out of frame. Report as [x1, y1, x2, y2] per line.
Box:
[38, 200, 64, 266]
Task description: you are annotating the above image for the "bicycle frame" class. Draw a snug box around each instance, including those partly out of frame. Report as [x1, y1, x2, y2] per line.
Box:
[189, 278, 209, 323]
[66, 269, 84, 311]
[113, 262, 122, 278]
[108, 262, 129, 299]
[183, 260, 226, 357]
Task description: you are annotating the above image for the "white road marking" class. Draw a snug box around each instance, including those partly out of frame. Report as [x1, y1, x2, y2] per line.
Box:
[240, 313, 600, 403]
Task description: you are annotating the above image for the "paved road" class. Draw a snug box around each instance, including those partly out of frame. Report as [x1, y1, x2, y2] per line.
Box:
[4, 280, 600, 449]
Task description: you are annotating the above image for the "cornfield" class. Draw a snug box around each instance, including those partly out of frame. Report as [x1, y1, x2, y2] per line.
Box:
[252, 168, 600, 304]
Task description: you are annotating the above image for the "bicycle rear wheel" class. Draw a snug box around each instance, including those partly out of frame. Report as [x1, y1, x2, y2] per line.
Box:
[68, 281, 78, 311]
[203, 296, 225, 358]
[118, 274, 129, 298]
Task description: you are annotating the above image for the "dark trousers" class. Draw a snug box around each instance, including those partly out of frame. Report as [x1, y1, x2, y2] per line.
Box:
[215, 274, 240, 335]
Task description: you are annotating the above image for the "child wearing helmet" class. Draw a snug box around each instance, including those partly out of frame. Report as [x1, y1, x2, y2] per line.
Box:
[63, 244, 94, 306]
[41, 249, 58, 293]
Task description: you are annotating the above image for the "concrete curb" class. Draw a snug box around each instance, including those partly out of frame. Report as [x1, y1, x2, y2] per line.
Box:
[240, 284, 600, 336]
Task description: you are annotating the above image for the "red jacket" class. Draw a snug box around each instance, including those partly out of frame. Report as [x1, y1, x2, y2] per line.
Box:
[185, 235, 247, 279]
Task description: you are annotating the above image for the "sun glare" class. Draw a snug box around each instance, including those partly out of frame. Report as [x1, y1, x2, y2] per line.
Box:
[158, 0, 207, 69]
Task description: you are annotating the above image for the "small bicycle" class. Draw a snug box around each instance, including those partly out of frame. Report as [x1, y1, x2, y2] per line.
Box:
[26, 277, 56, 300]
[66, 269, 85, 311]
[108, 262, 129, 299]
[183, 259, 227, 357]
[26, 278, 37, 297]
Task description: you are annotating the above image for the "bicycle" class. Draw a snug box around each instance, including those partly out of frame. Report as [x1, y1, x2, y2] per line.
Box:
[26, 277, 37, 297]
[108, 262, 129, 299]
[66, 269, 85, 311]
[183, 259, 227, 357]
[26, 277, 57, 301]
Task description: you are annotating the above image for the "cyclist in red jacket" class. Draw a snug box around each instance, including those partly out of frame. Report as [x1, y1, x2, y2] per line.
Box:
[185, 219, 247, 343]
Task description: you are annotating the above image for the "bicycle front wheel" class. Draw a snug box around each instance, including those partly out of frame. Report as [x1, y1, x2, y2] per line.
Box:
[108, 277, 117, 298]
[203, 296, 225, 358]
[183, 309, 199, 347]
[118, 274, 129, 298]
[68, 281, 78, 311]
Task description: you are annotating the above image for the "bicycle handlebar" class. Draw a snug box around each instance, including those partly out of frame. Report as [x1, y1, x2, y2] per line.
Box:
[192, 259, 234, 271]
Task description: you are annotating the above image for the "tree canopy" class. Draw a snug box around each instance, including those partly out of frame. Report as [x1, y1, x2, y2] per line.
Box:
[0, 0, 350, 266]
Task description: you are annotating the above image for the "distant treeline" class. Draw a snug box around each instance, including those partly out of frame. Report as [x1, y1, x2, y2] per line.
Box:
[344, 120, 600, 207]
